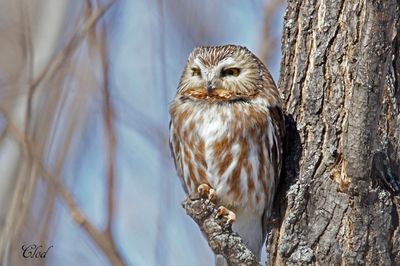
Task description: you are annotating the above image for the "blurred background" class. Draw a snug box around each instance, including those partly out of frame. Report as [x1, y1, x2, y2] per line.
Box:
[0, 0, 285, 265]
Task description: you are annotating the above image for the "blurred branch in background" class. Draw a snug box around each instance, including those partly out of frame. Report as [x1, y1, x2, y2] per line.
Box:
[0, 0, 127, 265]
[2, 109, 125, 266]
[95, 3, 117, 242]
[0, 0, 285, 265]
[258, 0, 286, 69]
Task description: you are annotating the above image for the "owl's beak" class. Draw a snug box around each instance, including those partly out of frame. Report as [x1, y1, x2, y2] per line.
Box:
[207, 80, 215, 94]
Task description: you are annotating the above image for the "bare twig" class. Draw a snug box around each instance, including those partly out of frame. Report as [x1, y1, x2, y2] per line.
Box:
[258, 0, 285, 65]
[30, 0, 114, 90]
[182, 196, 261, 266]
[153, 1, 173, 264]
[2, 110, 127, 266]
[99, 24, 116, 238]
[84, 0, 117, 238]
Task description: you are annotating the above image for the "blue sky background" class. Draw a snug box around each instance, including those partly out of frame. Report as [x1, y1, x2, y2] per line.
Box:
[47, 1, 285, 265]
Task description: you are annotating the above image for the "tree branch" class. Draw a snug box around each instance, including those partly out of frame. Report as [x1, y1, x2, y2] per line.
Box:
[1, 108, 127, 266]
[182, 196, 261, 266]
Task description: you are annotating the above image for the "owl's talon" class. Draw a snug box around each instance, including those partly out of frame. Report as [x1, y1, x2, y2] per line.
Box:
[208, 188, 217, 204]
[197, 183, 210, 196]
[216, 206, 236, 224]
[197, 183, 217, 204]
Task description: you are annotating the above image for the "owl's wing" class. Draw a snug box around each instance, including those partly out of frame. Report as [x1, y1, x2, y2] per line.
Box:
[269, 105, 285, 186]
[169, 120, 189, 194]
[261, 105, 285, 238]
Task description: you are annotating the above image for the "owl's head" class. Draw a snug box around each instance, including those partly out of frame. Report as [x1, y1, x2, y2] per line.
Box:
[177, 45, 272, 101]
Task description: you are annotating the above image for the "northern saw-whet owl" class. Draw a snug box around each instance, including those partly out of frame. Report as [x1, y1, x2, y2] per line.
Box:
[169, 45, 285, 265]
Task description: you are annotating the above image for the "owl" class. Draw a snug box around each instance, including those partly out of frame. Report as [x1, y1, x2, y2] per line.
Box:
[169, 45, 285, 264]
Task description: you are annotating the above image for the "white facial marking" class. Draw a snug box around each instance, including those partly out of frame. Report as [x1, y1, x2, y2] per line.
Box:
[211, 57, 238, 79]
[193, 58, 204, 68]
[193, 56, 239, 81]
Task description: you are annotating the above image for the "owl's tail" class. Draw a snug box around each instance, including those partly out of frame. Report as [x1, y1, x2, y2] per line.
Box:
[215, 255, 228, 266]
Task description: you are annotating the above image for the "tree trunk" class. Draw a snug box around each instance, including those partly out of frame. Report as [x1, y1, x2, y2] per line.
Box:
[267, 0, 400, 265]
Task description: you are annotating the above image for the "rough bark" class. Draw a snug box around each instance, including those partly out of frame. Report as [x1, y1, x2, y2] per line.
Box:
[267, 0, 400, 265]
[182, 196, 261, 266]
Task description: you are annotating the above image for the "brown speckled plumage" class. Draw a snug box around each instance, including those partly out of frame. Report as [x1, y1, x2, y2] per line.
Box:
[169, 45, 285, 262]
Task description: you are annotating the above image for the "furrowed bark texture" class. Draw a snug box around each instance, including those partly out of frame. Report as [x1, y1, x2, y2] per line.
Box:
[268, 0, 400, 265]
[182, 197, 261, 266]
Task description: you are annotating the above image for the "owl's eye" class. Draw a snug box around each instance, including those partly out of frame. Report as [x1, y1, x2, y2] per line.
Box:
[221, 68, 240, 77]
[191, 68, 201, 77]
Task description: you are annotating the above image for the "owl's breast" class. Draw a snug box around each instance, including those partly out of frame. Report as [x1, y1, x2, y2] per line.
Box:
[171, 101, 276, 214]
